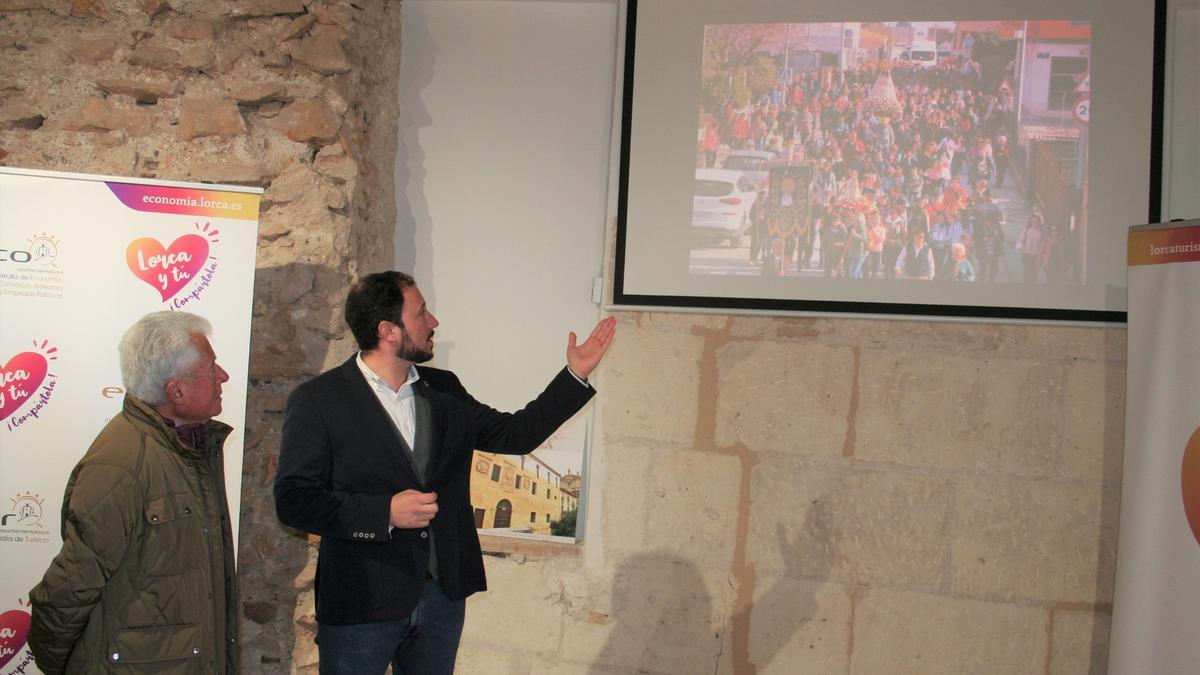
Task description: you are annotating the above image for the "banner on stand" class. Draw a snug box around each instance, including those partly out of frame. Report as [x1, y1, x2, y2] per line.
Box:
[0, 167, 260, 674]
[1110, 218, 1200, 673]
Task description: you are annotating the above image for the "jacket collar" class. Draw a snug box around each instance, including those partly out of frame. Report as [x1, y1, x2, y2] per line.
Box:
[122, 395, 234, 458]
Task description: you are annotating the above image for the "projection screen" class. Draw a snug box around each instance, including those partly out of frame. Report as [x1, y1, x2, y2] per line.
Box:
[614, 0, 1165, 321]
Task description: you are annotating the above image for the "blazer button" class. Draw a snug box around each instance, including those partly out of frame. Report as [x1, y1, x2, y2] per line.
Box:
[420, 531, 428, 539]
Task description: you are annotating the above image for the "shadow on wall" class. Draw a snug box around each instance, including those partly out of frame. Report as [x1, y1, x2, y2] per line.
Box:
[594, 498, 836, 673]
[395, 3, 436, 290]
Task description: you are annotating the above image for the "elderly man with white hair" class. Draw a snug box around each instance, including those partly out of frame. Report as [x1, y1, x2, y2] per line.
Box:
[28, 310, 237, 675]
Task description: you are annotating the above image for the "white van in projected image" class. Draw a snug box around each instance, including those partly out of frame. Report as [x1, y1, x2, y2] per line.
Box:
[907, 40, 938, 67]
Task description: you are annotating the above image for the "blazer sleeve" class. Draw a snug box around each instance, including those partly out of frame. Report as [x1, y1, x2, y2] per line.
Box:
[463, 367, 596, 456]
[274, 384, 393, 541]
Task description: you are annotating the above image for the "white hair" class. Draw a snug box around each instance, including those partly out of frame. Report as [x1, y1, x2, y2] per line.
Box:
[951, 242, 967, 256]
[119, 311, 212, 406]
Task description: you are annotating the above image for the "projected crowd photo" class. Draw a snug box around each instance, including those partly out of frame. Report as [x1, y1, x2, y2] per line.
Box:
[691, 20, 1091, 285]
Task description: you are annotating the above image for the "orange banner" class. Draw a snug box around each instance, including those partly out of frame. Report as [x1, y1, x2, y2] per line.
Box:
[1128, 225, 1200, 266]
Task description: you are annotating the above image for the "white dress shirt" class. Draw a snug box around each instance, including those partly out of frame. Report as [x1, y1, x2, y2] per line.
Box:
[355, 352, 420, 451]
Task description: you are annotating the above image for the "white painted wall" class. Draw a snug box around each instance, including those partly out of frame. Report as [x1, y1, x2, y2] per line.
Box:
[395, 0, 619, 476]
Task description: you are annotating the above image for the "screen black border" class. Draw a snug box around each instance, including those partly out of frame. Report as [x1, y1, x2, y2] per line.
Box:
[613, 0, 1167, 323]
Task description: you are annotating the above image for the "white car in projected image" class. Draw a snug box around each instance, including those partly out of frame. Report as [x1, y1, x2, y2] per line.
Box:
[693, 168, 758, 247]
[721, 149, 776, 193]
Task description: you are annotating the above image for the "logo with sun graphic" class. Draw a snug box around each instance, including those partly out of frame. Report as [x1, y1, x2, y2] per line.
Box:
[125, 222, 221, 308]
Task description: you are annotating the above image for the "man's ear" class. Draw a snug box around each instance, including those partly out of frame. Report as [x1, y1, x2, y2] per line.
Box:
[165, 378, 185, 403]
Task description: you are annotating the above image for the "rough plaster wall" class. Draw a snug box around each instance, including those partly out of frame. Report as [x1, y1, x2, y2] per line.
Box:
[0, 0, 400, 670]
[458, 313, 1125, 675]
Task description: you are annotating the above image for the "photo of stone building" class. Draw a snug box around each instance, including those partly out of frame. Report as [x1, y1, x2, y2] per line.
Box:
[470, 451, 576, 535]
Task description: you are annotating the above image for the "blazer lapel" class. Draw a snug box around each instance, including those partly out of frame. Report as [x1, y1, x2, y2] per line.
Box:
[416, 379, 456, 485]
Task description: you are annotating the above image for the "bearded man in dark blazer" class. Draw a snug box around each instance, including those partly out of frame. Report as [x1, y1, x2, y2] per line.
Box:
[274, 271, 615, 674]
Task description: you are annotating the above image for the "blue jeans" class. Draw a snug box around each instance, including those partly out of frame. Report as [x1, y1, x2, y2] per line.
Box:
[316, 579, 466, 675]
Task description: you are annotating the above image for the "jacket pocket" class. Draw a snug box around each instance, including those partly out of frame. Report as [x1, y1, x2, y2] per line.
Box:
[109, 623, 203, 671]
[141, 494, 201, 576]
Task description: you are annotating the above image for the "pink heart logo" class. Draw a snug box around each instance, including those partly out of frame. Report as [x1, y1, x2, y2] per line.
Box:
[0, 608, 31, 669]
[125, 234, 210, 301]
[0, 352, 48, 420]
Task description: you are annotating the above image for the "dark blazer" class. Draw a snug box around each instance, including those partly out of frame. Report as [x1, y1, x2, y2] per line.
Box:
[274, 356, 594, 625]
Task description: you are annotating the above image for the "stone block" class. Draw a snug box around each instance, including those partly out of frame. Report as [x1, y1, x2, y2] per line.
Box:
[997, 322, 1109, 360]
[852, 589, 1047, 674]
[96, 78, 178, 103]
[1050, 609, 1110, 674]
[464, 556, 565, 653]
[856, 349, 1061, 476]
[277, 14, 316, 42]
[178, 44, 215, 71]
[264, 160, 320, 204]
[0, 102, 44, 130]
[728, 315, 826, 340]
[455, 646, 529, 675]
[63, 97, 155, 136]
[288, 25, 349, 75]
[70, 0, 107, 19]
[748, 462, 952, 588]
[164, 17, 217, 41]
[600, 321, 703, 444]
[715, 340, 854, 456]
[748, 577, 850, 674]
[952, 478, 1117, 604]
[582, 554, 733, 674]
[64, 36, 119, 64]
[826, 317, 1000, 353]
[640, 311, 727, 333]
[528, 657, 612, 675]
[645, 448, 741, 570]
[1063, 359, 1125, 484]
[178, 99, 246, 140]
[228, 82, 291, 107]
[320, 184, 346, 210]
[127, 43, 181, 71]
[227, 0, 306, 18]
[186, 160, 270, 186]
[312, 3, 354, 28]
[313, 143, 356, 182]
[137, 0, 168, 16]
[276, 98, 340, 144]
[595, 441, 653, 556]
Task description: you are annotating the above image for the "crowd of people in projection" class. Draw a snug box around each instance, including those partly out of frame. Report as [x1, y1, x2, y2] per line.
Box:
[697, 54, 1075, 284]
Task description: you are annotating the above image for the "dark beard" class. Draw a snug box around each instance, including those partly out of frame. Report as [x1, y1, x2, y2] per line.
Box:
[397, 330, 433, 363]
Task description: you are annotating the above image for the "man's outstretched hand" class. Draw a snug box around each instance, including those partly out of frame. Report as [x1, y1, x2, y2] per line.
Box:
[566, 316, 617, 381]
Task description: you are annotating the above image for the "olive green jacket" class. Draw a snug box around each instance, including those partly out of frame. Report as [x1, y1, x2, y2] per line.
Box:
[29, 396, 238, 674]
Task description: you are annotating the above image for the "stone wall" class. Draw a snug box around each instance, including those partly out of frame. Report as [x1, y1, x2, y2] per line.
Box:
[0, 0, 401, 670]
[457, 313, 1125, 674]
[2, 2, 1127, 672]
